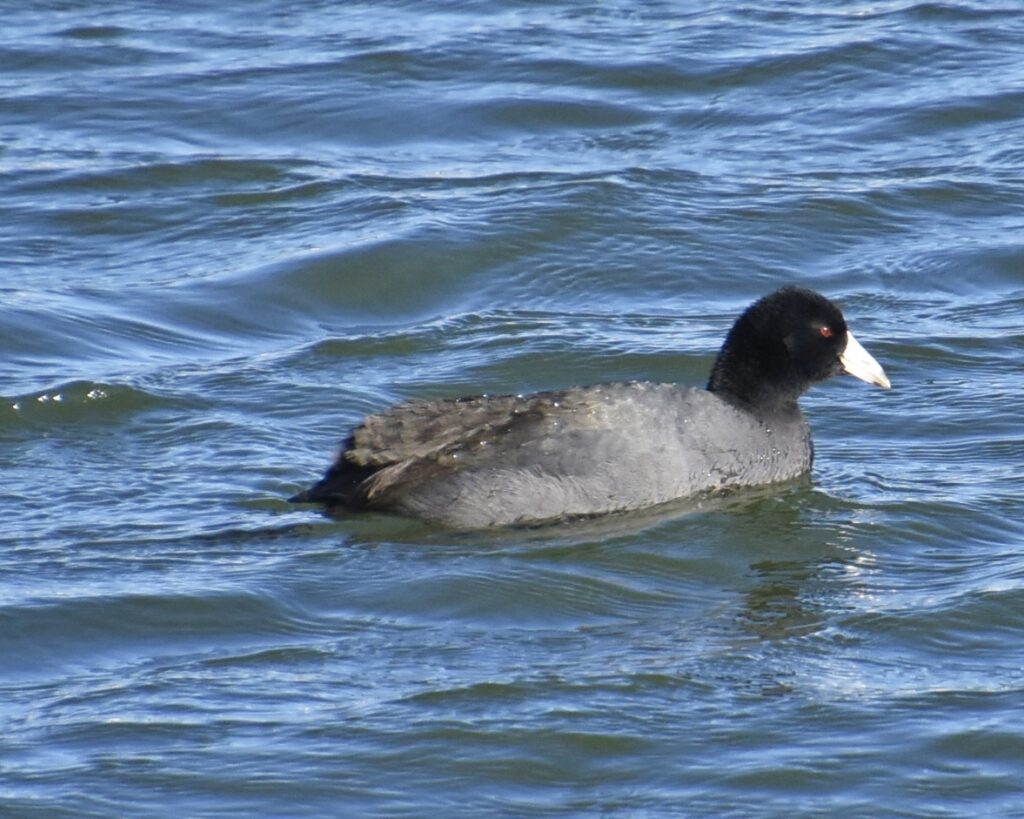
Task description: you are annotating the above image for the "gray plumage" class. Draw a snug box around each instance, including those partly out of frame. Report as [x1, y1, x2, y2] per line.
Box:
[291, 287, 889, 528]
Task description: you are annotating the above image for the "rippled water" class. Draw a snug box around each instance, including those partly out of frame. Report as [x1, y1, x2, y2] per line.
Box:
[3, 2, 1024, 815]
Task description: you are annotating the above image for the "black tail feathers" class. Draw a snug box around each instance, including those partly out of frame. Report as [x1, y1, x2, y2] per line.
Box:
[289, 461, 378, 506]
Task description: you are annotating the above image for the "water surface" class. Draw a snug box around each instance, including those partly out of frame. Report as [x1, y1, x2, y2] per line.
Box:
[3, 2, 1024, 816]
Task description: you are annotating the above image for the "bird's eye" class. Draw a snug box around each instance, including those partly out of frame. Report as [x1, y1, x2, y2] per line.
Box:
[819, 326, 833, 338]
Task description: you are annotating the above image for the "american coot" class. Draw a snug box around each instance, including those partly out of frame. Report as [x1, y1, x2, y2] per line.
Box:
[291, 287, 890, 528]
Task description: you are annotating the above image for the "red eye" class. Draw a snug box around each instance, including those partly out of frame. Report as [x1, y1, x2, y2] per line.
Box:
[820, 326, 833, 338]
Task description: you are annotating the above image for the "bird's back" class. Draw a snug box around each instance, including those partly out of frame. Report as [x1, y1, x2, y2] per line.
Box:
[309, 382, 811, 528]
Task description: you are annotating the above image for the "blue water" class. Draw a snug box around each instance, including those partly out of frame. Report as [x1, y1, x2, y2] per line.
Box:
[3, 2, 1024, 816]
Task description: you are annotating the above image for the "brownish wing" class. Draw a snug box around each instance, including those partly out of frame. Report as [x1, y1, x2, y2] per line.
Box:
[346, 390, 568, 466]
[346, 388, 592, 504]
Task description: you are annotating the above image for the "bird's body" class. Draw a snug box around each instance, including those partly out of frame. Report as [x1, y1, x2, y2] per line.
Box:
[291, 287, 889, 528]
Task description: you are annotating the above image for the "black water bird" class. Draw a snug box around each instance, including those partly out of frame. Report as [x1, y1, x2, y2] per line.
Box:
[290, 287, 890, 528]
